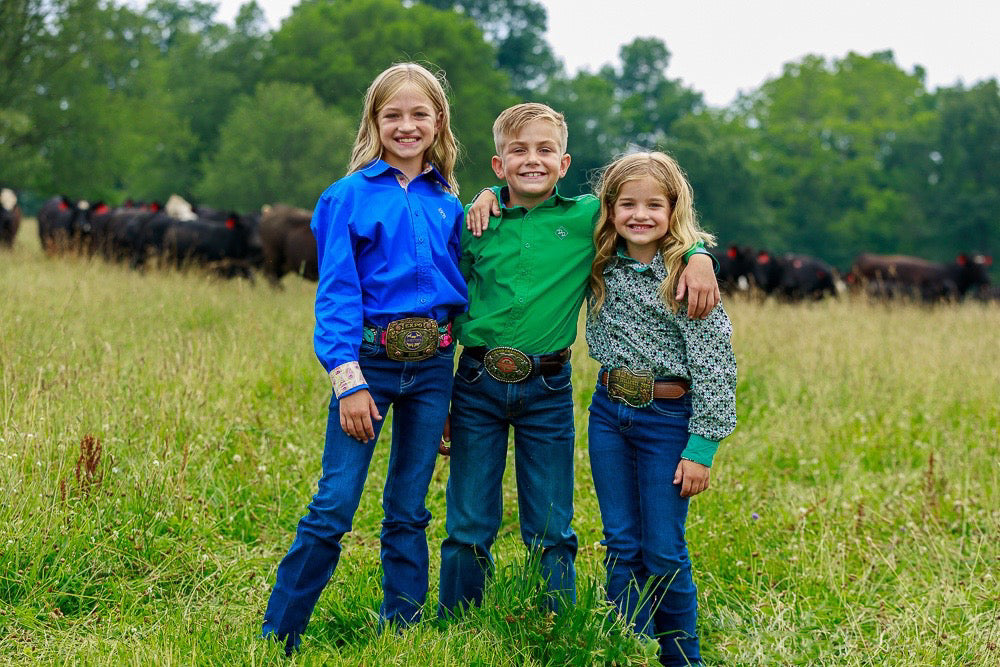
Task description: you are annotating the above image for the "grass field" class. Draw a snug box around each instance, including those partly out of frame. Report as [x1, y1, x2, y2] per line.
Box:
[1, 220, 998, 665]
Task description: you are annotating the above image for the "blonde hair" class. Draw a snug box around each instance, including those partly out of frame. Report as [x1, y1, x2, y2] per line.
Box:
[590, 151, 715, 314]
[492, 102, 569, 155]
[348, 62, 460, 193]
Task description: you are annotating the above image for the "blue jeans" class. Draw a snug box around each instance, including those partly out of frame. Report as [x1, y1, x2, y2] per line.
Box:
[587, 381, 701, 666]
[262, 341, 455, 652]
[438, 352, 578, 615]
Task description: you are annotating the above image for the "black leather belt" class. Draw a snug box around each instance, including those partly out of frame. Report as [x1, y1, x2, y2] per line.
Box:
[464, 346, 571, 383]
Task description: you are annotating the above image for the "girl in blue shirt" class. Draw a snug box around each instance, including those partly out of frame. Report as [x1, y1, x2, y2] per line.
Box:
[262, 62, 468, 655]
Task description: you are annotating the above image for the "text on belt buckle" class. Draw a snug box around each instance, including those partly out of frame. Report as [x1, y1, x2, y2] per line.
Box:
[607, 367, 655, 408]
[385, 317, 439, 361]
[483, 346, 533, 383]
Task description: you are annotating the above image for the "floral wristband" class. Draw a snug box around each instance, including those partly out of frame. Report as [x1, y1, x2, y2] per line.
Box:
[330, 361, 367, 398]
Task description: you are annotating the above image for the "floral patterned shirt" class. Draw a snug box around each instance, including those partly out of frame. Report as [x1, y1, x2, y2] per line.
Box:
[586, 248, 737, 452]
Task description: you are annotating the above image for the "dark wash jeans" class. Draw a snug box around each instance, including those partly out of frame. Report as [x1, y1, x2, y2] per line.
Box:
[262, 341, 454, 652]
[438, 351, 578, 616]
[588, 381, 702, 666]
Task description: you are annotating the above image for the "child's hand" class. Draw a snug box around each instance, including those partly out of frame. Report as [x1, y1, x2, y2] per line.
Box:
[673, 459, 710, 497]
[339, 389, 382, 443]
[466, 189, 500, 237]
[439, 414, 452, 456]
[676, 253, 720, 319]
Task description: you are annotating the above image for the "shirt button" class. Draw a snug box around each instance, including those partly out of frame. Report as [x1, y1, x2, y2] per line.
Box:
[420, 298, 427, 303]
[524, 243, 531, 248]
[518, 298, 524, 303]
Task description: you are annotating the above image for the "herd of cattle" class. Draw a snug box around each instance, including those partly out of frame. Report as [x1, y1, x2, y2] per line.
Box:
[0, 189, 317, 286]
[0, 188, 994, 301]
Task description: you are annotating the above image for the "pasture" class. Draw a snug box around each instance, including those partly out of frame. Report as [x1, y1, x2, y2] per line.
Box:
[1, 220, 998, 665]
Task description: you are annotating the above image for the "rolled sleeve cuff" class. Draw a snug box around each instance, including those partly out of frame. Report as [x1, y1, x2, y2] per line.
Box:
[330, 361, 368, 399]
[681, 433, 720, 467]
[683, 242, 720, 274]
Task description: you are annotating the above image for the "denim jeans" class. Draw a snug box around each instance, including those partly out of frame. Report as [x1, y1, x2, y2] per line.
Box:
[587, 380, 701, 666]
[438, 351, 578, 615]
[262, 341, 455, 652]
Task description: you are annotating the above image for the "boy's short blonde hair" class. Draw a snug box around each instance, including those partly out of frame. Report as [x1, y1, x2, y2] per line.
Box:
[492, 103, 569, 154]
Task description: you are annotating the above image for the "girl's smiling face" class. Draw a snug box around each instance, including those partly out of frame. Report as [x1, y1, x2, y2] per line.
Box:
[612, 175, 672, 264]
[377, 84, 442, 175]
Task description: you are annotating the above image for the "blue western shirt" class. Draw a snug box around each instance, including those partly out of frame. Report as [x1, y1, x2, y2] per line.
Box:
[311, 159, 468, 379]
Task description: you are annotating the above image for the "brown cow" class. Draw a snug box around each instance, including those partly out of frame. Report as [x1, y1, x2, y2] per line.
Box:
[850, 253, 992, 301]
[259, 204, 318, 286]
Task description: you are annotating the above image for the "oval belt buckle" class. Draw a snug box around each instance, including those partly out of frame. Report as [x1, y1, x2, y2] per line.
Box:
[607, 367, 655, 408]
[385, 317, 438, 361]
[483, 346, 533, 383]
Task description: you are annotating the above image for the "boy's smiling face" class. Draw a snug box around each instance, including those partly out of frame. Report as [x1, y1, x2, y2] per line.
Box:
[492, 119, 571, 209]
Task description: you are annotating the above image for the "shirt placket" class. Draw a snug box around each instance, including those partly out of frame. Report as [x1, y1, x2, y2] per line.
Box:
[408, 188, 433, 310]
[505, 209, 531, 341]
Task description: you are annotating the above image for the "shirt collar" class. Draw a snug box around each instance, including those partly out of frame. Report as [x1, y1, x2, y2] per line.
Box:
[498, 185, 572, 212]
[606, 244, 667, 279]
[360, 158, 451, 189]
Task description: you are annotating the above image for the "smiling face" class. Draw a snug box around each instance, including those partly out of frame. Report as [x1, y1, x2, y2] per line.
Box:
[612, 176, 672, 264]
[491, 119, 571, 209]
[376, 84, 442, 177]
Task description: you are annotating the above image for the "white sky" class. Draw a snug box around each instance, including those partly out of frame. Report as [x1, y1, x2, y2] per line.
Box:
[211, 0, 1000, 107]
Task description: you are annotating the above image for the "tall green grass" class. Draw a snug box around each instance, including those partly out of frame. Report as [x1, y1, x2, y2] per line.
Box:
[2, 221, 998, 665]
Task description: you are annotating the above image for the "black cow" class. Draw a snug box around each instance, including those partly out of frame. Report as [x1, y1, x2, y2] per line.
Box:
[258, 204, 318, 285]
[754, 250, 838, 300]
[1, 188, 21, 248]
[37, 196, 89, 253]
[162, 212, 256, 279]
[709, 245, 754, 293]
[850, 253, 992, 301]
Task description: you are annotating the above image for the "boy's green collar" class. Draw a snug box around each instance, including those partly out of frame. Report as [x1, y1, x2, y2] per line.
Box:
[495, 185, 572, 211]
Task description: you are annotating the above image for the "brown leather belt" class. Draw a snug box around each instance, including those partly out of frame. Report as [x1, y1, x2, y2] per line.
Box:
[599, 370, 690, 400]
[464, 346, 571, 383]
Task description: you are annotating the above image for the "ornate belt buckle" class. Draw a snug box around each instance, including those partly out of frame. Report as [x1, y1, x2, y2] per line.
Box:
[483, 346, 533, 383]
[607, 367, 655, 408]
[384, 317, 439, 361]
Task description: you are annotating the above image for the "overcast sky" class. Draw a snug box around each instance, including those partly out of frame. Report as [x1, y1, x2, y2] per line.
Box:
[210, 0, 1000, 107]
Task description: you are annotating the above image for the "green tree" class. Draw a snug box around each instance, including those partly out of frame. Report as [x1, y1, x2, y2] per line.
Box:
[738, 51, 930, 267]
[416, 0, 560, 96]
[196, 81, 355, 211]
[266, 0, 512, 195]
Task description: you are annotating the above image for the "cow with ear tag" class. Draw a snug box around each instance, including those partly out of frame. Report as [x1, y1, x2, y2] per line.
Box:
[0, 188, 21, 248]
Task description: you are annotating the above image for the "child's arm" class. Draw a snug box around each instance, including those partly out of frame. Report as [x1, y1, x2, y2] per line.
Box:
[676, 253, 720, 319]
[465, 187, 501, 237]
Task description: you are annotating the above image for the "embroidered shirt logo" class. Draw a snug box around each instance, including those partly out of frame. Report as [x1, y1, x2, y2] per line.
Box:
[554, 226, 569, 239]
[438, 208, 447, 220]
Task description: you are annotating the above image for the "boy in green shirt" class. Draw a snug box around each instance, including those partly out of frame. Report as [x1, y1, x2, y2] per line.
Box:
[438, 103, 718, 615]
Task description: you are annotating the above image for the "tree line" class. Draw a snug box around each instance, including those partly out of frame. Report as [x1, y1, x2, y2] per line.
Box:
[1, 0, 997, 271]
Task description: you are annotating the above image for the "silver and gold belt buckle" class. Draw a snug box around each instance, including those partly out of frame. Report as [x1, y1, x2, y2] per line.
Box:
[483, 346, 533, 383]
[384, 317, 439, 361]
[607, 367, 655, 408]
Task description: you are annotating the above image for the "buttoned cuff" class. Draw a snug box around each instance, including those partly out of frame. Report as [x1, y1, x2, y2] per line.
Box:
[681, 433, 720, 467]
[330, 361, 368, 399]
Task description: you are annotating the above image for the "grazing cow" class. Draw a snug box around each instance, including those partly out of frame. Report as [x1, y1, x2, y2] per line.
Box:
[709, 245, 754, 292]
[37, 196, 89, 253]
[162, 212, 256, 279]
[258, 204, 318, 285]
[754, 250, 838, 300]
[1, 188, 21, 248]
[850, 253, 992, 301]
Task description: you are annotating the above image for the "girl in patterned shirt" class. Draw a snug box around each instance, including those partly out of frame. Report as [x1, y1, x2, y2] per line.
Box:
[586, 151, 737, 666]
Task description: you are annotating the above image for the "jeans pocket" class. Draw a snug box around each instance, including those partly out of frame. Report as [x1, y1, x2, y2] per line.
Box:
[648, 397, 691, 419]
[455, 356, 484, 384]
[539, 364, 572, 392]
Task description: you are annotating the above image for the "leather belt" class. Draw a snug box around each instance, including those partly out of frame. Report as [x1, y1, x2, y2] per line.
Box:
[464, 346, 571, 383]
[599, 368, 689, 407]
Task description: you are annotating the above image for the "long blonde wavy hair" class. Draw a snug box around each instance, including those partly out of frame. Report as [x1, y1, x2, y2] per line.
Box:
[347, 62, 460, 193]
[590, 151, 714, 314]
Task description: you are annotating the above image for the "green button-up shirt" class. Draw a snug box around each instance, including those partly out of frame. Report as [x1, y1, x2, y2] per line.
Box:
[586, 248, 737, 465]
[454, 187, 599, 353]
